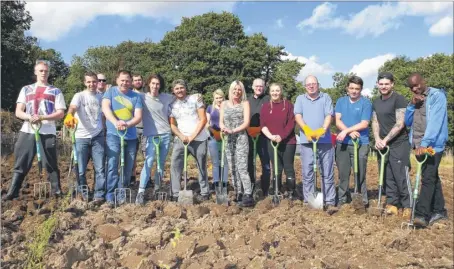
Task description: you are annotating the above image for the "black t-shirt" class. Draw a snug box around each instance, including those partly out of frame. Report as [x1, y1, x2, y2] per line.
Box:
[372, 91, 409, 146]
[248, 94, 270, 127]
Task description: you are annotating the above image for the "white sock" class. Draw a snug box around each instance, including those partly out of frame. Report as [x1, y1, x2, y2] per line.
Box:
[138, 188, 145, 193]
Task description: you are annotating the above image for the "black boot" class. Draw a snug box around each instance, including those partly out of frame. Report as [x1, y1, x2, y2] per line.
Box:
[234, 192, 243, 203]
[286, 177, 296, 200]
[3, 173, 25, 200]
[241, 194, 255, 207]
[49, 173, 62, 197]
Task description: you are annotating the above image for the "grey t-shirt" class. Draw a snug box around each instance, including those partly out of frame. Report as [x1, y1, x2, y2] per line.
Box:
[141, 92, 174, 136]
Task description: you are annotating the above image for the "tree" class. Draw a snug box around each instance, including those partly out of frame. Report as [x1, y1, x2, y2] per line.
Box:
[269, 59, 305, 101]
[58, 56, 87, 105]
[1, 1, 37, 111]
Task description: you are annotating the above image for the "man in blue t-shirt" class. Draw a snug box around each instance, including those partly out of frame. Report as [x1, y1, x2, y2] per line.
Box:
[102, 70, 143, 206]
[334, 75, 372, 208]
[294, 75, 337, 215]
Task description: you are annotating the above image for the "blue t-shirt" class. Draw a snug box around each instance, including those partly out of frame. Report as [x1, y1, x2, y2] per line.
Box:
[207, 105, 220, 131]
[335, 96, 372, 145]
[294, 92, 334, 144]
[103, 86, 143, 140]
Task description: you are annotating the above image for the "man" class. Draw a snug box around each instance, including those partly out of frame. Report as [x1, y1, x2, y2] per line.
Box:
[3, 60, 66, 200]
[334, 75, 372, 208]
[404, 73, 448, 227]
[372, 72, 412, 218]
[102, 70, 143, 207]
[169, 79, 210, 202]
[131, 74, 145, 186]
[64, 72, 105, 203]
[247, 78, 271, 194]
[97, 73, 109, 94]
[294, 75, 337, 214]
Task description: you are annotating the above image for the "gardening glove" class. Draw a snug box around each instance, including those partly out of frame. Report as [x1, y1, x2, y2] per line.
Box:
[302, 125, 314, 141]
[247, 127, 261, 138]
[312, 128, 326, 140]
[64, 114, 78, 129]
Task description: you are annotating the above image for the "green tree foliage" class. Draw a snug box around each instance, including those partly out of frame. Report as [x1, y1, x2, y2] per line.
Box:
[1, 1, 36, 110]
[58, 56, 87, 105]
[29, 47, 69, 84]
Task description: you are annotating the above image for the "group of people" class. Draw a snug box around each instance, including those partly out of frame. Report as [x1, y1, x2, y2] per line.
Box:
[3, 59, 449, 228]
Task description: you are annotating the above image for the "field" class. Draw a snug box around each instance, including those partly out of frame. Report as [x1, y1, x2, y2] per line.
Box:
[1, 147, 453, 269]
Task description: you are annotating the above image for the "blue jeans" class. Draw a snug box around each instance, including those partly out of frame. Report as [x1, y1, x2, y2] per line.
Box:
[105, 134, 137, 202]
[207, 137, 228, 183]
[139, 133, 171, 190]
[76, 133, 106, 199]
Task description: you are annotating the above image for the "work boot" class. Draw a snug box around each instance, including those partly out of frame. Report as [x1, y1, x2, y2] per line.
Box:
[3, 173, 25, 200]
[413, 216, 428, 228]
[402, 208, 412, 220]
[429, 210, 448, 226]
[241, 194, 254, 207]
[286, 177, 296, 200]
[385, 205, 398, 216]
[234, 192, 243, 203]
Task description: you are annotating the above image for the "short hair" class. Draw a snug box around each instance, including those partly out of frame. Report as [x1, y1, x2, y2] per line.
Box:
[377, 72, 394, 82]
[304, 75, 319, 85]
[132, 73, 143, 80]
[252, 78, 265, 87]
[172, 79, 188, 90]
[212, 89, 225, 106]
[34, 59, 50, 70]
[115, 70, 131, 79]
[228, 80, 247, 102]
[84, 71, 98, 81]
[145, 74, 165, 92]
[347, 75, 364, 89]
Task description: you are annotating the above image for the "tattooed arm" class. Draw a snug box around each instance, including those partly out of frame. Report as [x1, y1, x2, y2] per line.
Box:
[372, 111, 383, 149]
[382, 108, 406, 146]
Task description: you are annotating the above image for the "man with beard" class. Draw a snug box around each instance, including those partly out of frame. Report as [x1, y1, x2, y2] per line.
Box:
[372, 72, 412, 218]
[404, 73, 448, 227]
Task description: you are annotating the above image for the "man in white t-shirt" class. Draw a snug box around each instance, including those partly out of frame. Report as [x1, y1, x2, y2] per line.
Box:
[3, 60, 66, 200]
[169, 79, 210, 202]
[64, 72, 105, 203]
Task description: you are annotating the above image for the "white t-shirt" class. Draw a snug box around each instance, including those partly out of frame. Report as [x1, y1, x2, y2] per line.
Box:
[170, 95, 208, 141]
[70, 90, 103, 138]
[17, 84, 66, 135]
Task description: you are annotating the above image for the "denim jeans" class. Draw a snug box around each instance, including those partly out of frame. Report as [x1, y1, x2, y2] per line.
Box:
[207, 137, 228, 183]
[139, 133, 171, 190]
[105, 134, 137, 202]
[76, 133, 106, 199]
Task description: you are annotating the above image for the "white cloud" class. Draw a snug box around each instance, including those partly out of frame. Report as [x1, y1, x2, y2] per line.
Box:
[349, 54, 396, 79]
[282, 52, 335, 81]
[25, 2, 235, 41]
[429, 16, 454, 36]
[362, 88, 373, 97]
[275, 19, 284, 29]
[297, 1, 453, 38]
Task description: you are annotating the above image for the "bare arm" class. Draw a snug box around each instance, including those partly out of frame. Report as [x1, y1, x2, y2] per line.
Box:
[67, 105, 77, 116]
[336, 113, 369, 132]
[261, 126, 274, 140]
[102, 99, 118, 126]
[372, 111, 380, 141]
[170, 117, 185, 141]
[205, 112, 211, 129]
[322, 114, 331, 131]
[383, 108, 406, 143]
[219, 102, 226, 131]
[126, 108, 142, 127]
[295, 114, 307, 129]
[15, 103, 30, 121]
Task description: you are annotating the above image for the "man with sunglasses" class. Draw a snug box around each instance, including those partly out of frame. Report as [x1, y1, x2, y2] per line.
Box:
[97, 74, 109, 94]
[294, 75, 337, 215]
[3, 60, 66, 200]
[404, 73, 448, 227]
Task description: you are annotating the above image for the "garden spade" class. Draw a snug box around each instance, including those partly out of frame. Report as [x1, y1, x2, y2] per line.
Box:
[215, 133, 229, 205]
[351, 138, 364, 210]
[369, 146, 389, 217]
[114, 128, 131, 207]
[178, 141, 193, 205]
[307, 138, 323, 209]
[271, 141, 283, 206]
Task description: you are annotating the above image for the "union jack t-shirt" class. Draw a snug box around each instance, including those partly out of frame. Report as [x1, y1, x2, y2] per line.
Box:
[16, 83, 66, 135]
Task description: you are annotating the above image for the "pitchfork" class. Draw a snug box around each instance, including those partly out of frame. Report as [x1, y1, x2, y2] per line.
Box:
[67, 122, 89, 202]
[152, 136, 167, 201]
[31, 122, 51, 200]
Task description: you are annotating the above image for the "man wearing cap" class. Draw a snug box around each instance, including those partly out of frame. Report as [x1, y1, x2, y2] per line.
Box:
[3, 60, 66, 200]
[372, 72, 412, 218]
[404, 73, 448, 227]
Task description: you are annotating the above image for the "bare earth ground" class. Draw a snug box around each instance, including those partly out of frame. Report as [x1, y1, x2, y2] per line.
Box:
[1, 152, 453, 269]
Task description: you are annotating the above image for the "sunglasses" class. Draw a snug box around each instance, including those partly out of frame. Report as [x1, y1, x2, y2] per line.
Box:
[98, 79, 107, 82]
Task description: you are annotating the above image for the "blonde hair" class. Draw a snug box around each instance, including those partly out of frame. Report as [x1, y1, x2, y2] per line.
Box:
[212, 88, 225, 107]
[269, 83, 286, 112]
[228, 80, 247, 103]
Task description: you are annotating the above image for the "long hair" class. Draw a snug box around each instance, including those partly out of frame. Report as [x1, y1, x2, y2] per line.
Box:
[269, 83, 286, 113]
[212, 88, 225, 107]
[228, 80, 247, 103]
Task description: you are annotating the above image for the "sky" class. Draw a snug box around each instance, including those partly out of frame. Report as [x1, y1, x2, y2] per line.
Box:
[25, 1, 453, 96]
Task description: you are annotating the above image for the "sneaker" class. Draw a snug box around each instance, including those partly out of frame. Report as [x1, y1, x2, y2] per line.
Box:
[135, 192, 145, 205]
[413, 216, 428, 228]
[402, 208, 412, 220]
[170, 196, 178, 202]
[429, 211, 448, 226]
[199, 194, 210, 202]
[240, 194, 254, 207]
[385, 205, 398, 216]
[93, 197, 105, 206]
[326, 205, 339, 215]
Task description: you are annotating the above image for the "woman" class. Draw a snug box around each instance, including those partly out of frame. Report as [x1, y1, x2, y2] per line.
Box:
[260, 83, 297, 199]
[206, 89, 229, 190]
[135, 74, 173, 205]
[219, 81, 254, 207]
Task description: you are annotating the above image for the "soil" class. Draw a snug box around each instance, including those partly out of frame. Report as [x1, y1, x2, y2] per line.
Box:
[1, 153, 453, 269]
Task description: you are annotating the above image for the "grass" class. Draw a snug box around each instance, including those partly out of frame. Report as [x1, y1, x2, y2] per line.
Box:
[24, 191, 72, 269]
